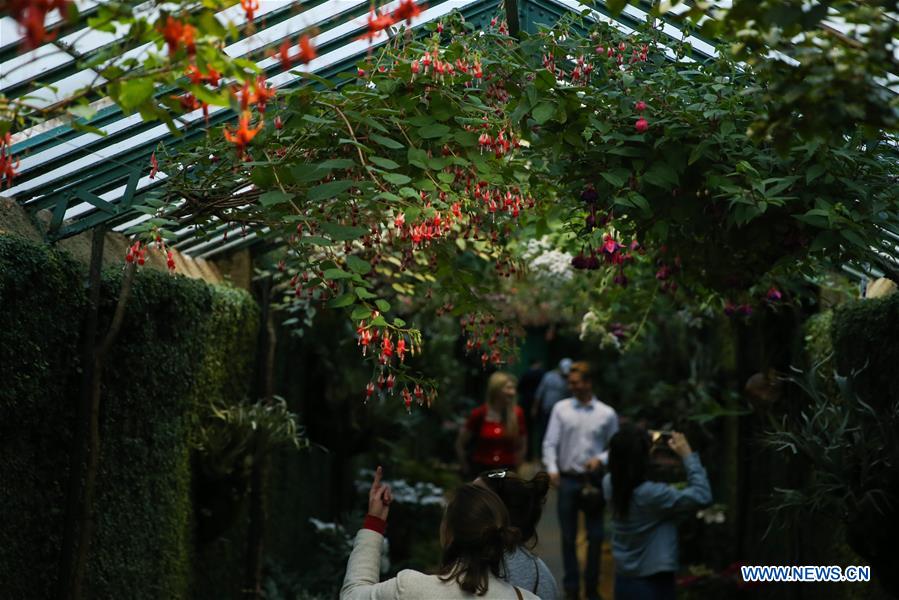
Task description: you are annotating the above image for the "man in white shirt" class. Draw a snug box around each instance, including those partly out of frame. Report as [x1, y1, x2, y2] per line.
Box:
[542, 362, 618, 600]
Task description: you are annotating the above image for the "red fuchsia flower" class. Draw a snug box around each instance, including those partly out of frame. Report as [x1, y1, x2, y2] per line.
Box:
[437, 21, 444, 34]
[278, 40, 292, 70]
[274, 115, 283, 130]
[158, 22, 192, 57]
[635, 100, 646, 112]
[357, 68, 365, 77]
[223, 111, 262, 158]
[241, 0, 259, 22]
[365, 382, 375, 400]
[251, 76, 276, 113]
[602, 233, 621, 255]
[361, 9, 395, 42]
[149, 152, 159, 179]
[380, 334, 394, 364]
[394, 213, 405, 228]
[396, 338, 407, 362]
[297, 34, 317, 64]
[10, 0, 69, 49]
[392, 0, 423, 24]
[402, 387, 413, 411]
[0, 135, 19, 189]
[414, 384, 424, 402]
[411, 60, 420, 75]
[186, 65, 220, 86]
[766, 286, 783, 302]
[166, 250, 176, 271]
[635, 117, 649, 133]
[386, 373, 396, 391]
[358, 329, 373, 354]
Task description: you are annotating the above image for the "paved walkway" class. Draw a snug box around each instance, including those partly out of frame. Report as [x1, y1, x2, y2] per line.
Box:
[523, 463, 616, 600]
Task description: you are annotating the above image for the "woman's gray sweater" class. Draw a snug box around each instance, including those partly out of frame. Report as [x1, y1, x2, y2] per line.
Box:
[502, 547, 559, 599]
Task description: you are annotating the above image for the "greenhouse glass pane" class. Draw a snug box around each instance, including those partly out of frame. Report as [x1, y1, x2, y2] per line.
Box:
[24, 69, 106, 109]
[0, 44, 75, 91]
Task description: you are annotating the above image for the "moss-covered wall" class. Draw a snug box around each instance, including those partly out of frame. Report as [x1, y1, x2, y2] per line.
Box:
[0, 234, 259, 599]
[832, 293, 899, 411]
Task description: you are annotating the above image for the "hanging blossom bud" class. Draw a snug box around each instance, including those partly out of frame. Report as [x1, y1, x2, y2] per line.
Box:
[365, 382, 375, 401]
[635, 117, 649, 133]
[402, 387, 413, 411]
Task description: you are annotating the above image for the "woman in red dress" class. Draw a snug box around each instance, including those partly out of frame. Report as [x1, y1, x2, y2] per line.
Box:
[456, 372, 527, 476]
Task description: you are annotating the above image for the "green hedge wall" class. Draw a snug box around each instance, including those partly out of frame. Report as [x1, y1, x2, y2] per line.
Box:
[832, 292, 899, 410]
[0, 235, 85, 598]
[0, 234, 259, 599]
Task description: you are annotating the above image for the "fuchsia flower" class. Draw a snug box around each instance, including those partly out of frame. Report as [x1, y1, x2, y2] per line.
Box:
[635, 117, 649, 133]
[766, 287, 783, 302]
[635, 100, 646, 112]
[602, 233, 621, 255]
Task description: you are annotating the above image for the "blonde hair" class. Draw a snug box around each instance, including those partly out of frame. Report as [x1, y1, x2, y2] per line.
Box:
[486, 371, 519, 438]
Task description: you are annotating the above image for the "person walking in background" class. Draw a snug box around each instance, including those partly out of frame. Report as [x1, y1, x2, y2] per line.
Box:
[456, 372, 526, 476]
[341, 467, 539, 599]
[533, 358, 572, 453]
[477, 469, 561, 600]
[543, 362, 619, 600]
[603, 426, 712, 600]
[517, 359, 545, 461]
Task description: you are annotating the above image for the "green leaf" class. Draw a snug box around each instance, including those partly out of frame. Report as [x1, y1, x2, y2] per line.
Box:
[355, 287, 377, 300]
[453, 130, 478, 147]
[840, 229, 867, 248]
[375, 299, 391, 312]
[600, 171, 626, 188]
[369, 156, 400, 170]
[393, 318, 406, 327]
[259, 191, 293, 207]
[307, 180, 356, 202]
[371, 134, 404, 149]
[346, 255, 372, 274]
[408, 148, 429, 169]
[805, 164, 826, 184]
[418, 123, 451, 139]
[642, 162, 679, 189]
[117, 78, 155, 112]
[383, 172, 412, 185]
[328, 293, 356, 308]
[351, 305, 372, 320]
[320, 222, 366, 241]
[532, 102, 555, 125]
[323, 268, 353, 280]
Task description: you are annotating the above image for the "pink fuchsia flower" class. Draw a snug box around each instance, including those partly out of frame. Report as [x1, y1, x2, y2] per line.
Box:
[766, 287, 783, 302]
[635, 100, 646, 112]
[635, 117, 649, 133]
[602, 233, 621, 255]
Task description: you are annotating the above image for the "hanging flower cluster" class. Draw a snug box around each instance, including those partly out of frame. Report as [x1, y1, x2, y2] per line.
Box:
[361, 0, 424, 42]
[125, 230, 177, 272]
[159, 16, 197, 56]
[7, 0, 69, 49]
[459, 313, 520, 368]
[0, 134, 20, 189]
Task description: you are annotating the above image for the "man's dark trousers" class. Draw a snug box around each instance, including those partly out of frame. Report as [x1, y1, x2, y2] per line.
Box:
[558, 474, 605, 598]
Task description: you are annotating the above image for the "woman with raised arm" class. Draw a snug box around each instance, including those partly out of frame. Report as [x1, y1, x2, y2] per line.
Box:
[602, 425, 713, 600]
[341, 467, 540, 600]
